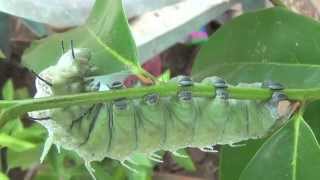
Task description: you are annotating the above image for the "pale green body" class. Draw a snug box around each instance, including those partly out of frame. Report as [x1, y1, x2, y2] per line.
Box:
[28, 49, 290, 180]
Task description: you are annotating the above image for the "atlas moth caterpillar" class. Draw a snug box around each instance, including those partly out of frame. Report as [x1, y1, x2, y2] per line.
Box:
[28, 47, 297, 180]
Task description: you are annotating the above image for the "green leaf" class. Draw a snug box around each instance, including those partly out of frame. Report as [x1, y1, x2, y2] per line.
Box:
[112, 165, 127, 180]
[158, 70, 171, 82]
[239, 116, 320, 180]
[129, 154, 152, 167]
[172, 149, 196, 171]
[13, 124, 46, 143]
[23, 0, 139, 75]
[1, 118, 23, 135]
[219, 139, 265, 180]
[0, 133, 36, 152]
[47, 147, 65, 179]
[0, 172, 9, 180]
[192, 7, 320, 88]
[91, 164, 113, 180]
[304, 101, 320, 141]
[0, 50, 5, 59]
[14, 87, 30, 99]
[8, 146, 42, 169]
[128, 169, 151, 180]
[2, 79, 14, 100]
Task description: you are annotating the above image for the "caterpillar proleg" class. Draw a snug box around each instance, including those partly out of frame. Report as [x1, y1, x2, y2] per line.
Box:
[28, 48, 296, 180]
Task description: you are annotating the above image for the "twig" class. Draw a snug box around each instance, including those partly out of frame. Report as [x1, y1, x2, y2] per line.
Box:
[1, 83, 320, 127]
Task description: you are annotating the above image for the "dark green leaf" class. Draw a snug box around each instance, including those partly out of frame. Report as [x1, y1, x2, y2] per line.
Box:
[47, 147, 66, 179]
[239, 116, 320, 180]
[219, 139, 265, 180]
[91, 164, 112, 180]
[8, 146, 42, 169]
[192, 7, 320, 88]
[304, 101, 320, 141]
[23, 0, 139, 75]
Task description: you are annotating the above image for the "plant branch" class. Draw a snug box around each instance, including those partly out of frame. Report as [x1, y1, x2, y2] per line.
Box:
[1, 83, 320, 127]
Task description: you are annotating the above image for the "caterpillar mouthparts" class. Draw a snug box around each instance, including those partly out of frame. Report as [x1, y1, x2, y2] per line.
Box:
[28, 48, 297, 180]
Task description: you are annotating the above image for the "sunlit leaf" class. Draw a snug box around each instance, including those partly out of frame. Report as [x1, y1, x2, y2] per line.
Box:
[23, 0, 139, 75]
[0, 172, 9, 180]
[0, 133, 36, 152]
[2, 79, 14, 100]
[192, 7, 320, 88]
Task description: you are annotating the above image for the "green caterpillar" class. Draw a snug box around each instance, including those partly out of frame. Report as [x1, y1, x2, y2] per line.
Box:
[28, 48, 296, 179]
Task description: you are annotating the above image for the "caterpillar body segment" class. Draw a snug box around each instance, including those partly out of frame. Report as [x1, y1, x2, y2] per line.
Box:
[107, 100, 138, 160]
[134, 96, 166, 155]
[28, 48, 296, 179]
[163, 95, 198, 151]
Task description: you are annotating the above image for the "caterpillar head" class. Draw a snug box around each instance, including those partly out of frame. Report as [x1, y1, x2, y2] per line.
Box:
[34, 48, 95, 97]
[56, 48, 92, 78]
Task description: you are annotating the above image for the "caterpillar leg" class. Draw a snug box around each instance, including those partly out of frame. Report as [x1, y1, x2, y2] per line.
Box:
[85, 161, 96, 180]
[199, 146, 218, 153]
[40, 135, 54, 163]
[148, 156, 164, 163]
[228, 143, 246, 148]
[172, 151, 188, 158]
[148, 153, 163, 163]
[121, 161, 139, 174]
[150, 153, 162, 160]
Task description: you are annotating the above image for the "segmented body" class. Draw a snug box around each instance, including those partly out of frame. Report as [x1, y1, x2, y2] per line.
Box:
[28, 48, 294, 179]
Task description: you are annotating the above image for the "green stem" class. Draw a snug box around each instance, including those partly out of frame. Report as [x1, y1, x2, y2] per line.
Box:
[269, 0, 287, 8]
[86, 27, 157, 83]
[1, 83, 320, 127]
